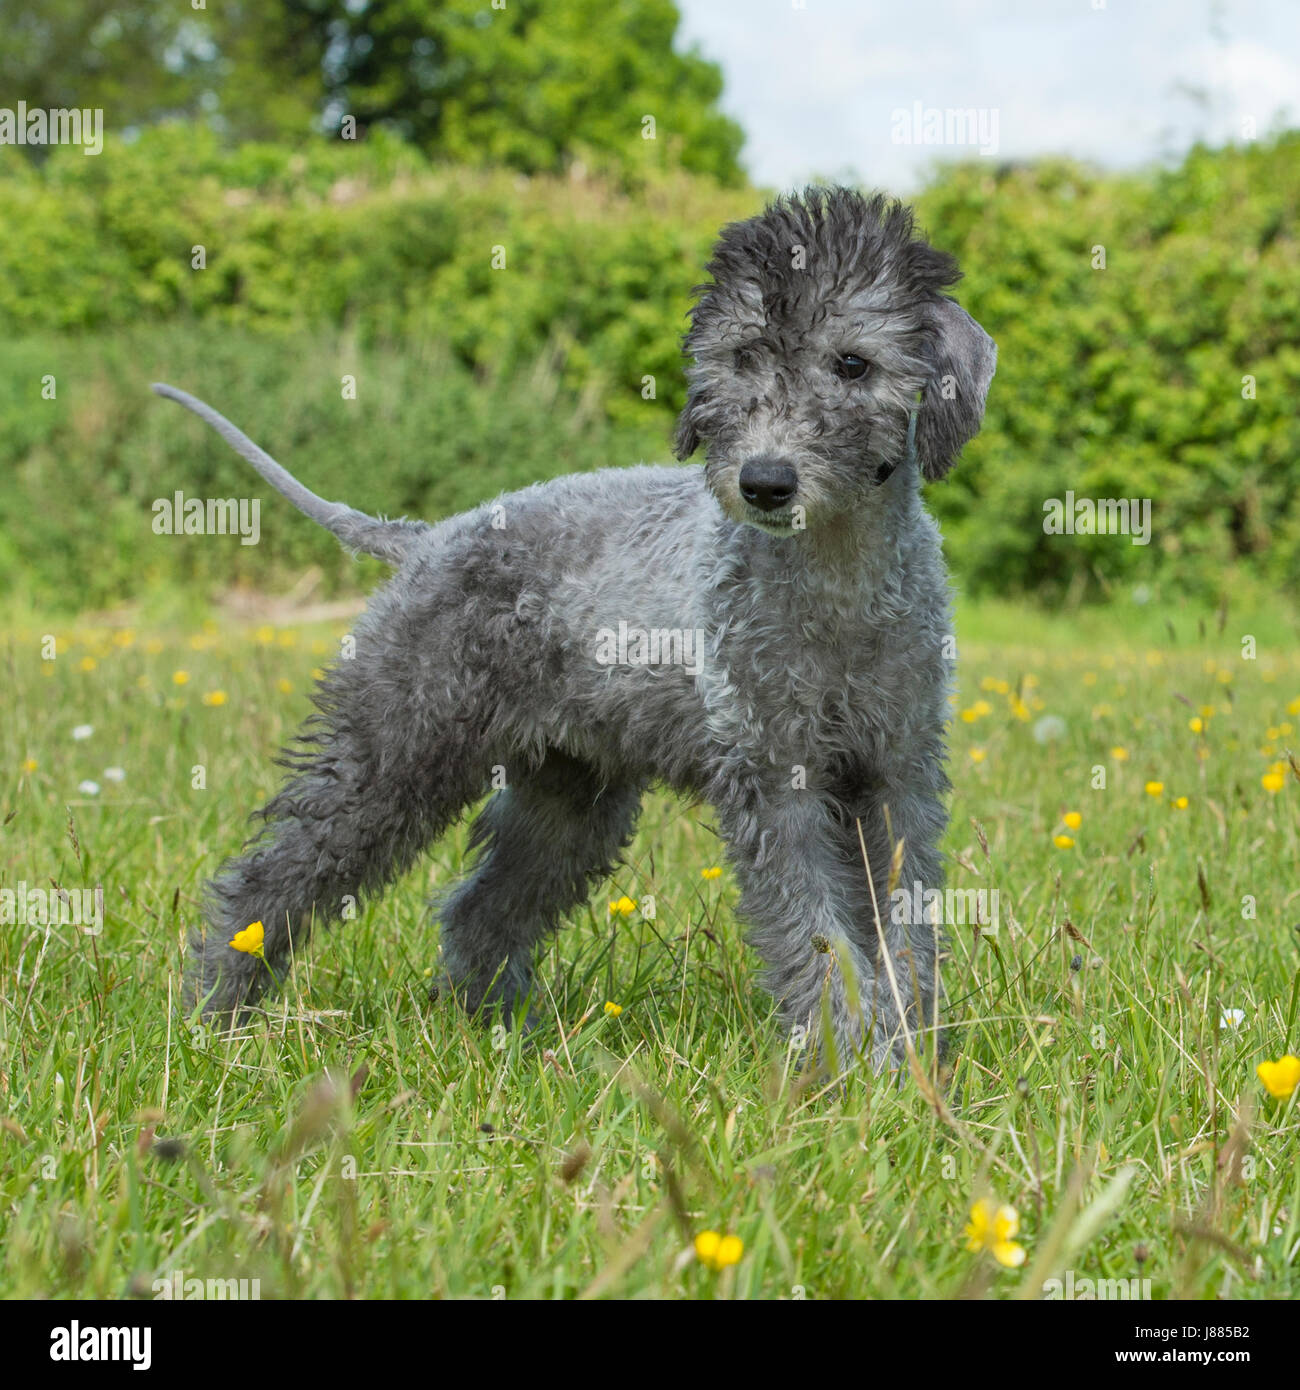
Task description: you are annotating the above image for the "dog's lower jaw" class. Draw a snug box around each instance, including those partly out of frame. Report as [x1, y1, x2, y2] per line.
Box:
[744, 514, 798, 537]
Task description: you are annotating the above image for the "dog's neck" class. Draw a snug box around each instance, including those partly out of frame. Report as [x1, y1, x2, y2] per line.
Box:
[724, 464, 924, 604]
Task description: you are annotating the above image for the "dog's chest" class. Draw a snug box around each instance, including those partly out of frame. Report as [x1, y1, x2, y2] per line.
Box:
[703, 582, 898, 766]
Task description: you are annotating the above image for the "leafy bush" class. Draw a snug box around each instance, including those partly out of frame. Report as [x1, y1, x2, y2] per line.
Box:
[914, 144, 1300, 602]
[2, 126, 1297, 607]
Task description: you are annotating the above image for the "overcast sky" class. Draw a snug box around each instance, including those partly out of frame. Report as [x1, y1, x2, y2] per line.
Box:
[676, 0, 1299, 192]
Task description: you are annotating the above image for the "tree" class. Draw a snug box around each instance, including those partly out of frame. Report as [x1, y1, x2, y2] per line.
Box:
[0, 1, 195, 146]
[308, 0, 745, 183]
[0, 0, 745, 184]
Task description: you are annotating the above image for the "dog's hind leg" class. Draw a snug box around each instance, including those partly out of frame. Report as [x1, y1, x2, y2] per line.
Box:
[185, 664, 491, 1022]
[433, 751, 642, 1022]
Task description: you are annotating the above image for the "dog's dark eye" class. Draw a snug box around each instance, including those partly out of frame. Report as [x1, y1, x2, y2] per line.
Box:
[835, 354, 870, 381]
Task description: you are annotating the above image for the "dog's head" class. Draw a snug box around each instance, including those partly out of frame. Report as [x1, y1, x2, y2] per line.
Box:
[675, 187, 996, 535]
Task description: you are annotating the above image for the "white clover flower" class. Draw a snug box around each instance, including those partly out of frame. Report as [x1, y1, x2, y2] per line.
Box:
[1032, 715, 1067, 744]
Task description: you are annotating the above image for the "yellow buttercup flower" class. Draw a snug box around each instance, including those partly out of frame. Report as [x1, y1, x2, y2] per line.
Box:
[701, 866, 722, 881]
[1111, 746, 1129, 762]
[1144, 781, 1164, 798]
[1173, 795, 1189, 810]
[1062, 811, 1082, 830]
[79, 656, 97, 672]
[969, 747, 987, 764]
[1256, 1056, 1300, 1100]
[964, 1197, 1026, 1268]
[1053, 834, 1075, 850]
[21, 757, 38, 773]
[694, 1230, 743, 1271]
[1261, 771, 1285, 794]
[172, 670, 190, 686]
[608, 895, 637, 917]
[229, 921, 266, 959]
[603, 1001, 623, 1017]
[1188, 717, 1203, 734]
[277, 678, 293, 694]
[201, 690, 228, 707]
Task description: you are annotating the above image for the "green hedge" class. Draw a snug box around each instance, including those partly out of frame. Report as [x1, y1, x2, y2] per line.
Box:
[0, 126, 749, 428]
[0, 326, 668, 608]
[913, 146, 1300, 601]
[2, 125, 1297, 607]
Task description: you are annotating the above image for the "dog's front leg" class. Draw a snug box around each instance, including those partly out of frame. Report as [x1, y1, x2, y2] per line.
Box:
[847, 780, 949, 1069]
[715, 776, 893, 1074]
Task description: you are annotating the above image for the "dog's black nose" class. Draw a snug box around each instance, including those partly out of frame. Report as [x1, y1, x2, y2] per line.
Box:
[738, 461, 798, 511]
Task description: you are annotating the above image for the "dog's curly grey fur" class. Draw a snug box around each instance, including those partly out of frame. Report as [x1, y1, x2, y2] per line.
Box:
[160, 186, 995, 1074]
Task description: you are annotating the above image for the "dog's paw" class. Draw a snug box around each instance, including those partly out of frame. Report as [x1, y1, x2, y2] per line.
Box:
[426, 969, 537, 1032]
[864, 1027, 910, 1078]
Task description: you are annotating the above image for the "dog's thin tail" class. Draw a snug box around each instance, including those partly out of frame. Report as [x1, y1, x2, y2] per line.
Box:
[151, 383, 426, 565]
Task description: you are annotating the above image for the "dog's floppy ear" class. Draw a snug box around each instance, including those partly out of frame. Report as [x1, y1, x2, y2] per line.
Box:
[914, 298, 996, 481]
[674, 407, 700, 461]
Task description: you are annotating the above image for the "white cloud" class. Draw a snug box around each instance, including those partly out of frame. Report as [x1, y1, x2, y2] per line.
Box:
[678, 0, 1300, 190]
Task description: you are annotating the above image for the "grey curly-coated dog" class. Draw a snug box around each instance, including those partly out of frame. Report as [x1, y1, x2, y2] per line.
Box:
[155, 186, 995, 1074]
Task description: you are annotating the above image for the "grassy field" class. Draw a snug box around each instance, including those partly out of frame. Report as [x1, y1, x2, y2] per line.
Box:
[2, 596, 1298, 1300]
